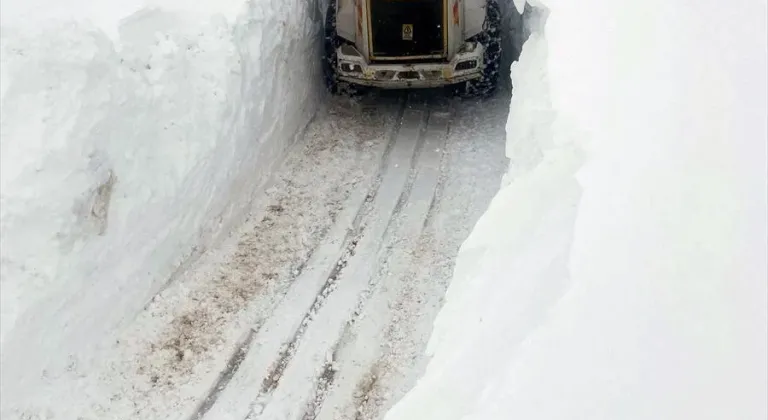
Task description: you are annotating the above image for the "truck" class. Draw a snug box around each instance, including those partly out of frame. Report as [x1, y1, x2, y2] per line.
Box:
[322, 0, 502, 97]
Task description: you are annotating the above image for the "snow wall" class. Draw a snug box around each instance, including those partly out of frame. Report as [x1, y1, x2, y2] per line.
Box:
[385, 0, 768, 419]
[0, 0, 326, 405]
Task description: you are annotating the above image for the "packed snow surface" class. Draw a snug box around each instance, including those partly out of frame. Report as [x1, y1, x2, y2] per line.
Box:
[384, 0, 768, 419]
[0, 0, 324, 410]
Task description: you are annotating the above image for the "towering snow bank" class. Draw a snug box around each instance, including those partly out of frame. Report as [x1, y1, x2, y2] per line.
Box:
[0, 0, 324, 408]
[384, 0, 768, 419]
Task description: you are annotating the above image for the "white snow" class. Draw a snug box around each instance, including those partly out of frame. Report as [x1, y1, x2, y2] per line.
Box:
[3, 0, 766, 417]
[384, 0, 768, 419]
[0, 0, 324, 413]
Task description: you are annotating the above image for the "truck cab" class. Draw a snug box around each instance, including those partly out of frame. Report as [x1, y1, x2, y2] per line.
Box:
[323, 0, 502, 96]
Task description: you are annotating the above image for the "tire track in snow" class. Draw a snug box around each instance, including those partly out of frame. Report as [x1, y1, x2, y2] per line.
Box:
[297, 101, 453, 420]
[253, 94, 423, 399]
[248, 96, 420, 408]
[191, 329, 257, 419]
[309, 101, 453, 420]
[193, 93, 409, 420]
[249, 98, 432, 420]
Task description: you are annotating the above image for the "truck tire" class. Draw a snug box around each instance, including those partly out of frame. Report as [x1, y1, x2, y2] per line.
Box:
[458, 0, 502, 98]
[322, 1, 364, 96]
[322, 0, 341, 94]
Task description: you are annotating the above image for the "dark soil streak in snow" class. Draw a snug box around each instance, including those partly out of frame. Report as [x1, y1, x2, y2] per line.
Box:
[350, 361, 387, 420]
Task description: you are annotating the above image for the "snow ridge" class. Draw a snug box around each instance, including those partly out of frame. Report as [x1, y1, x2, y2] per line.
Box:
[0, 0, 325, 414]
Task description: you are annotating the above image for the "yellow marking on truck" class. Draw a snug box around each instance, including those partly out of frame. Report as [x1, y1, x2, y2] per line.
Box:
[402, 24, 414, 40]
[443, 0, 449, 53]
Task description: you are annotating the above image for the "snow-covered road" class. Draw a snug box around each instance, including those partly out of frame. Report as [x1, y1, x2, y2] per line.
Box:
[4, 0, 765, 418]
[21, 88, 509, 420]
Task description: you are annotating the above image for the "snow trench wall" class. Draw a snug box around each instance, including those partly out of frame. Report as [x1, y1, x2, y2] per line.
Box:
[0, 0, 325, 403]
[385, 0, 767, 418]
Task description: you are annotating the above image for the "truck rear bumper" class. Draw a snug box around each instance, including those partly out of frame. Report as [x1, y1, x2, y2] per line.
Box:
[335, 43, 485, 89]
